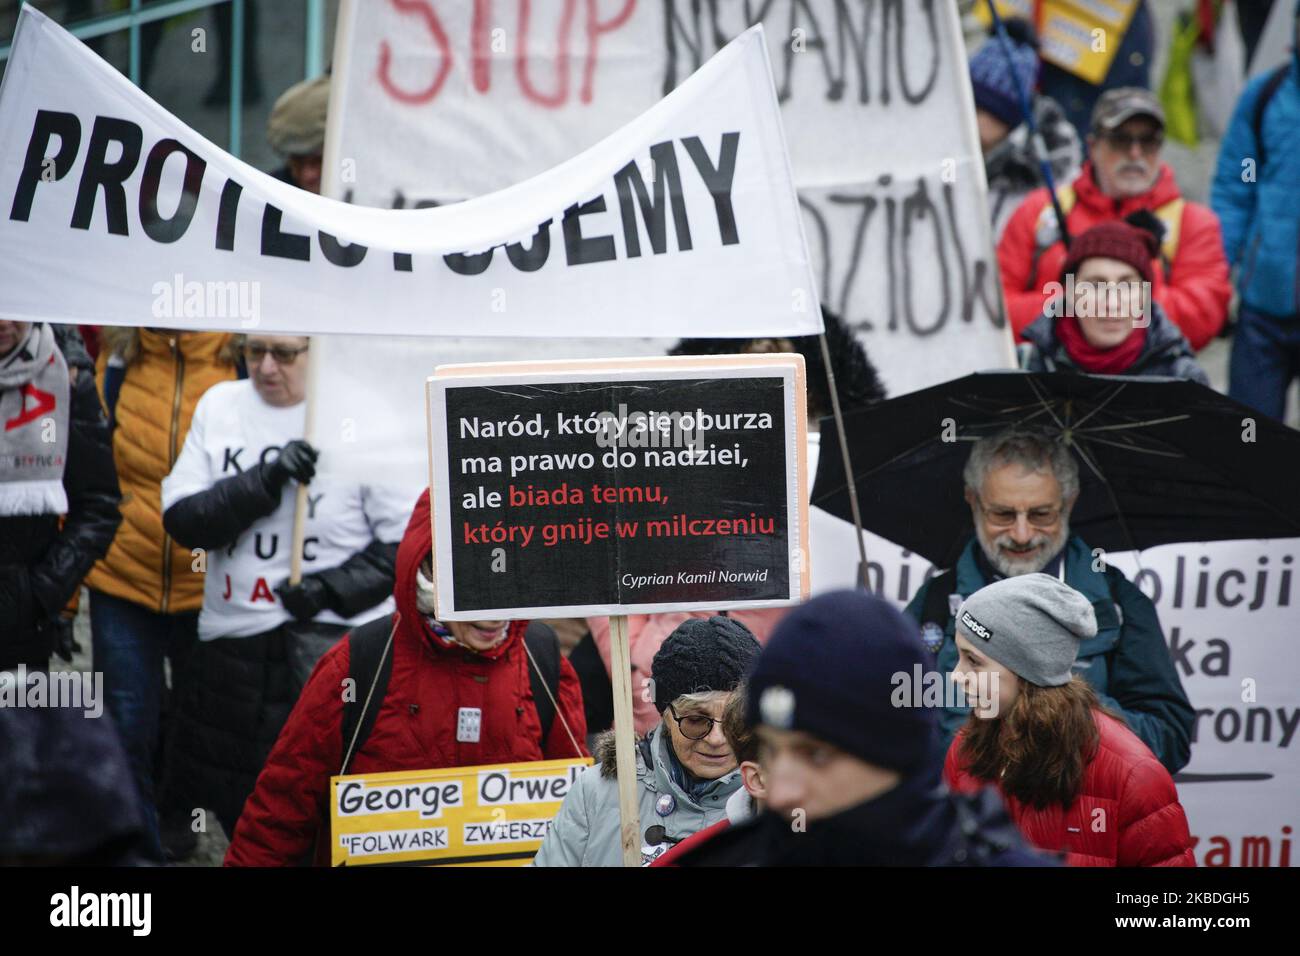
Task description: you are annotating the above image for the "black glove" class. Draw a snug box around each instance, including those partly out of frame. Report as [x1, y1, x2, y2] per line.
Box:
[275, 575, 332, 622]
[51, 617, 81, 664]
[0, 566, 37, 632]
[263, 439, 319, 489]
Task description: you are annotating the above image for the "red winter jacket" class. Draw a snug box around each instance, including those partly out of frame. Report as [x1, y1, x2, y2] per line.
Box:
[997, 162, 1231, 350]
[649, 817, 731, 867]
[945, 710, 1195, 867]
[224, 489, 588, 866]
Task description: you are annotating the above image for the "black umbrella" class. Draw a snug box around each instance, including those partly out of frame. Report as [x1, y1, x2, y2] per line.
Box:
[811, 371, 1300, 568]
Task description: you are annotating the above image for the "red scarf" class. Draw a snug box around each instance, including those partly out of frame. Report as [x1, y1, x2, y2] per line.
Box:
[1054, 315, 1146, 374]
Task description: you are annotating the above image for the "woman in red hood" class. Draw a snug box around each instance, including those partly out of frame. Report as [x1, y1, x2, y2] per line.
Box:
[225, 489, 588, 866]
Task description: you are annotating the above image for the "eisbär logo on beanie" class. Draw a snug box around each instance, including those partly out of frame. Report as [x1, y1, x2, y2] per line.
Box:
[956, 575, 1097, 687]
[960, 610, 994, 642]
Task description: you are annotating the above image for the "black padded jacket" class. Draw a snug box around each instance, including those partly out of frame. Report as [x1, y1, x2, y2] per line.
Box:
[0, 325, 121, 669]
[161, 463, 398, 620]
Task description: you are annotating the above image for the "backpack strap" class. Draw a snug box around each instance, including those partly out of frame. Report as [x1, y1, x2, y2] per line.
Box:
[340, 613, 398, 775]
[341, 617, 566, 770]
[1251, 64, 1289, 169]
[524, 620, 561, 750]
[1026, 185, 1077, 291]
[919, 567, 959, 627]
[1151, 197, 1185, 281]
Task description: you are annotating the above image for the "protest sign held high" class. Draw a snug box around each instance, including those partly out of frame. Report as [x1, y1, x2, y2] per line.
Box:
[427, 355, 809, 620]
[0, 8, 818, 341]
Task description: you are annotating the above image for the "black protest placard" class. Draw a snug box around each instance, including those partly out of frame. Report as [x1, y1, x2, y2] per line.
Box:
[427, 357, 807, 618]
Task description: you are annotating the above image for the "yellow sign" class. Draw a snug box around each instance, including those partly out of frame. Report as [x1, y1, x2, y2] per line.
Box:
[329, 757, 592, 866]
[975, 0, 1139, 85]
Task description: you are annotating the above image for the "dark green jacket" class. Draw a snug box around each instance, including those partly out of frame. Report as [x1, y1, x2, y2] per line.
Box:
[903, 535, 1194, 774]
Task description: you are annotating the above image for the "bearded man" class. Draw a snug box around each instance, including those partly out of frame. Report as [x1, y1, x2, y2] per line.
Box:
[904, 426, 1194, 773]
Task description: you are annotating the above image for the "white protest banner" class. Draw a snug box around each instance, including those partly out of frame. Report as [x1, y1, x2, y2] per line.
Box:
[1110, 539, 1299, 868]
[0, 8, 819, 342]
[330, 757, 591, 866]
[426, 354, 809, 619]
[312, 332, 671, 496]
[325, 0, 1011, 397]
[314, 0, 1010, 524]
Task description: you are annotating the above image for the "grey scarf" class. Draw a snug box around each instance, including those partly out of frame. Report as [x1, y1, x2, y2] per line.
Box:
[0, 323, 71, 516]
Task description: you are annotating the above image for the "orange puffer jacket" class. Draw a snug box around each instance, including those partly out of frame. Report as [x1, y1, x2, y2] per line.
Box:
[85, 329, 236, 613]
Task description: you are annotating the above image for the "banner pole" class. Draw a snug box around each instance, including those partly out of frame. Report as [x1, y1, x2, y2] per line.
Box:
[608, 613, 641, 866]
[818, 333, 869, 590]
[288, 352, 320, 586]
[290, 0, 349, 588]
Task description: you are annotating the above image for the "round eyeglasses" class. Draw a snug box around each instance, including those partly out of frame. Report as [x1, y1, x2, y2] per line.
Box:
[668, 704, 722, 741]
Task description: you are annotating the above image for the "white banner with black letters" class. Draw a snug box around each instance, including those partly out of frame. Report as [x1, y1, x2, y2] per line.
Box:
[324, 0, 1012, 396]
[1110, 539, 1299, 867]
[0, 8, 819, 340]
[312, 0, 1012, 494]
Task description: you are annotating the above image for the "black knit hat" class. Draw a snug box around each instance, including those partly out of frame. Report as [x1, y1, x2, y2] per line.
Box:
[651, 617, 761, 714]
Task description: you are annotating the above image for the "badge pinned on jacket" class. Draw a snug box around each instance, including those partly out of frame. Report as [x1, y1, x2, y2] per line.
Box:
[920, 622, 945, 654]
[456, 707, 481, 743]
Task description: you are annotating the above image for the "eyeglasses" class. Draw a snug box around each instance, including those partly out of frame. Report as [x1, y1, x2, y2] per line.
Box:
[244, 342, 309, 365]
[977, 498, 1064, 529]
[1102, 130, 1163, 154]
[667, 704, 723, 741]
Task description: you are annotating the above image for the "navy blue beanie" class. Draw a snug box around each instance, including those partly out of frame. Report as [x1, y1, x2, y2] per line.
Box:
[968, 20, 1039, 128]
[745, 591, 937, 774]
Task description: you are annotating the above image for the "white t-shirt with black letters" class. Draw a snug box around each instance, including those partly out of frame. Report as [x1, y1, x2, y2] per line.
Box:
[162, 380, 410, 640]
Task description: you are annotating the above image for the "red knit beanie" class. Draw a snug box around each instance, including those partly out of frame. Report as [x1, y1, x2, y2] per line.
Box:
[1060, 221, 1159, 284]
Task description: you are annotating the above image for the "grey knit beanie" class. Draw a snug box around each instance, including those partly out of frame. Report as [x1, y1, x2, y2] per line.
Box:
[955, 574, 1096, 686]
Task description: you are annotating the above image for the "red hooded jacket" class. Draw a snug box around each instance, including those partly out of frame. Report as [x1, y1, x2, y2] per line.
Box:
[224, 490, 588, 866]
[944, 710, 1195, 867]
[997, 162, 1230, 351]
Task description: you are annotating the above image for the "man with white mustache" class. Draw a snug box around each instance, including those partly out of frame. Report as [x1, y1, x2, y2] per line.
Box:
[904, 426, 1194, 774]
[998, 87, 1231, 355]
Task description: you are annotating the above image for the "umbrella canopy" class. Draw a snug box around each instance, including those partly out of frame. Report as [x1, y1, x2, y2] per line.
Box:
[811, 371, 1300, 568]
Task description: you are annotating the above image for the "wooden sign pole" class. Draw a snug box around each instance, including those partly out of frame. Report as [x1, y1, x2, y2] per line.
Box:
[607, 614, 642, 867]
[818, 333, 869, 590]
[287, 349, 319, 586]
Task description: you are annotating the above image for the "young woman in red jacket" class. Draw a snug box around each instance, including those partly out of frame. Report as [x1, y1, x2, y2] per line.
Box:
[943, 573, 1195, 867]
